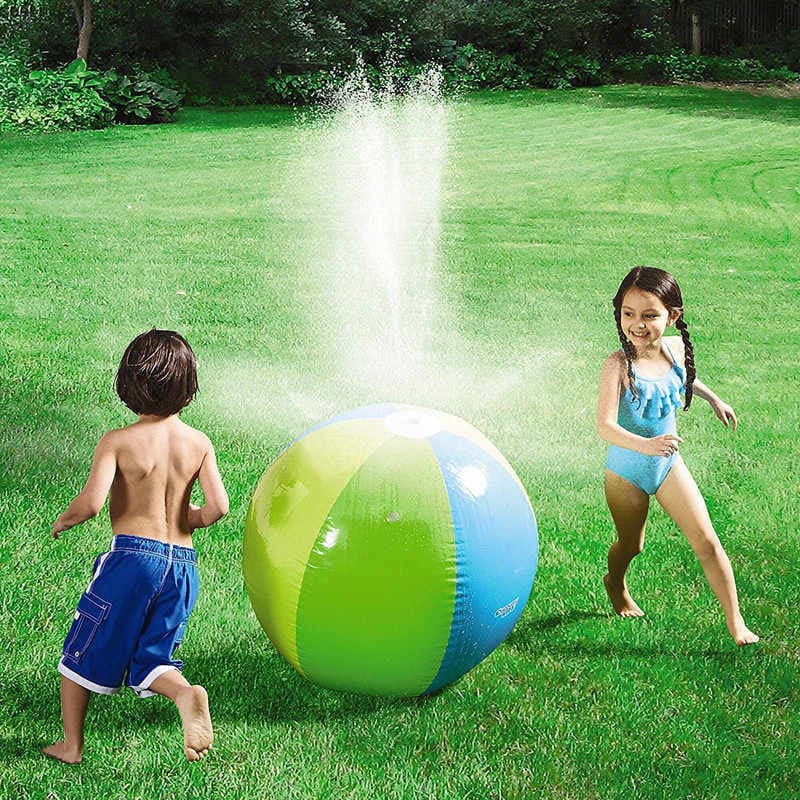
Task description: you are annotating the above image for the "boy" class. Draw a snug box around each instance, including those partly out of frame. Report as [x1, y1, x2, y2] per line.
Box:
[43, 328, 229, 764]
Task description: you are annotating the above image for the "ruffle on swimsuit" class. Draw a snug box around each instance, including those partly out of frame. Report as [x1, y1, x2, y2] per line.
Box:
[628, 360, 685, 421]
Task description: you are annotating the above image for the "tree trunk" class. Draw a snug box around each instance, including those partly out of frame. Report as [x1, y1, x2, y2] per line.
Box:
[72, 0, 93, 62]
[691, 10, 702, 55]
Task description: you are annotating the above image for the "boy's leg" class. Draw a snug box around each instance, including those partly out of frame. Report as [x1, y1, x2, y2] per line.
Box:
[150, 669, 213, 761]
[604, 470, 650, 617]
[655, 458, 759, 645]
[42, 675, 90, 764]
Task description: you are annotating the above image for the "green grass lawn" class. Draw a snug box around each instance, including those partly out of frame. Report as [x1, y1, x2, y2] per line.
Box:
[1, 84, 798, 799]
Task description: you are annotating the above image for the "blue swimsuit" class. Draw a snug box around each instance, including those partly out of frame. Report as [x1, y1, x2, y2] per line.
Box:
[605, 343, 686, 495]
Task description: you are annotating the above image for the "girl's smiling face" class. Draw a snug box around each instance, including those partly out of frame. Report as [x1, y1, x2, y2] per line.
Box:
[621, 287, 680, 351]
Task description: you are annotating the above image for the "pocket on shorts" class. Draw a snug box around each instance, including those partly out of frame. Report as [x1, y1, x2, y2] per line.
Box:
[63, 592, 111, 664]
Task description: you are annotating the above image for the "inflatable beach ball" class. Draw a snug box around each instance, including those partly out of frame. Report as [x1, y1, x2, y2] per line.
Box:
[243, 403, 538, 696]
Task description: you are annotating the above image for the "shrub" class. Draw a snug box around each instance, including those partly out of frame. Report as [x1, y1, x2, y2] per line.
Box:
[101, 68, 183, 123]
[661, 50, 708, 82]
[729, 32, 800, 73]
[0, 58, 184, 132]
[261, 48, 533, 105]
[608, 53, 666, 82]
[443, 44, 532, 90]
[531, 50, 605, 89]
[0, 57, 114, 132]
[264, 71, 333, 105]
[702, 56, 799, 82]
[608, 51, 800, 85]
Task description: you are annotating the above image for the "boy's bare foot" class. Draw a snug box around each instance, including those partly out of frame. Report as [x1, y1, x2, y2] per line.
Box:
[41, 741, 82, 764]
[604, 573, 645, 617]
[728, 616, 760, 646]
[175, 685, 213, 761]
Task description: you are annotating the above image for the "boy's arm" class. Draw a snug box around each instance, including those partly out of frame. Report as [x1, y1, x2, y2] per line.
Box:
[52, 433, 117, 538]
[188, 442, 229, 531]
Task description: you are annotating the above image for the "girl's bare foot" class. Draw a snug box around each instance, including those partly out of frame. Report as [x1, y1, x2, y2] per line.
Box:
[728, 616, 760, 646]
[174, 685, 213, 761]
[41, 740, 82, 764]
[604, 573, 645, 617]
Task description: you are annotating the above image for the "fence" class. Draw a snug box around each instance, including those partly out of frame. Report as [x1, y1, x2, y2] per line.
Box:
[672, 0, 800, 53]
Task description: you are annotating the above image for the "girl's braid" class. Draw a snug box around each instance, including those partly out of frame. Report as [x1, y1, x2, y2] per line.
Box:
[614, 304, 639, 404]
[674, 315, 696, 410]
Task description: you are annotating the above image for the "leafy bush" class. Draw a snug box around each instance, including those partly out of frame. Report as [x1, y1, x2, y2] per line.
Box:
[101, 67, 183, 123]
[443, 44, 531, 90]
[608, 51, 800, 85]
[702, 57, 799, 82]
[661, 51, 707, 82]
[261, 49, 531, 106]
[0, 58, 184, 132]
[531, 50, 605, 89]
[760, 65, 800, 82]
[608, 53, 666, 83]
[264, 71, 332, 105]
[0, 57, 114, 132]
[0, 50, 28, 127]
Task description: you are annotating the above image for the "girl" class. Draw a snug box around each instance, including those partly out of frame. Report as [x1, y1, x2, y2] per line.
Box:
[597, 266, 758, 646]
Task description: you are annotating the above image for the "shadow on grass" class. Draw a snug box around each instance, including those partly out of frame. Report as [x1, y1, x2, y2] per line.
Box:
[0, 735, 31, 764]
[3, 612, 753, 766]
[188, 644, 424, 727]
[0, 674, 76, 765]
[466, 85, 800, 125]
[506, 610, 731, 660]
[0, 650, 418, 765]
[588, 84, 800, 125]
[175, 105, 306, 131]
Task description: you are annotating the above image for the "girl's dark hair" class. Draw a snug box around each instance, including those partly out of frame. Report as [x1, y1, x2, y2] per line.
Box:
[612, 266, 696, 409]
[115, 329, 198, 416]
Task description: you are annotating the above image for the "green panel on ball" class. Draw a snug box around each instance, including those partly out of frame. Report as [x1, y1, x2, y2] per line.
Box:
[243, 419, 392, 672]
[295, 435, 456, 695]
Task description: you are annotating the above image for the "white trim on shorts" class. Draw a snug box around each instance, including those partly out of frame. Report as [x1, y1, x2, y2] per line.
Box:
[130, 664, 179, 698]
[58, 660, 120, 695]
[86, 551, 110, 594]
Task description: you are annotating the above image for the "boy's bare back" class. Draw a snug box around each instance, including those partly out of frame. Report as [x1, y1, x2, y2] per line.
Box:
[54, 412, 227, 546]
[106, 416, 217, 546]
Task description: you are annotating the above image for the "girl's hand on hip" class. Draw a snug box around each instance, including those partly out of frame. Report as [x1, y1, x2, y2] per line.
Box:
[643, 434, 684, 458]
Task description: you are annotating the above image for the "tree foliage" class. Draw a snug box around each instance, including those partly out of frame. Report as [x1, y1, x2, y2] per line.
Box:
[1, 0, 798, 109]
[2, 0, 677, 71]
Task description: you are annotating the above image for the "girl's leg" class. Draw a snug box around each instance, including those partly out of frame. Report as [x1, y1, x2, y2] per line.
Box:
[655, 457, 759, 645]
[150, 669, 213, 761]
[42, 675, 90, 764]
[604, 469, 650, 617]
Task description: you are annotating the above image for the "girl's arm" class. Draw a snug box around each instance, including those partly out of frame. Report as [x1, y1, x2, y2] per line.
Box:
[188, 441, 229, 530]
[693, 378, 738, 429]
[52, 434, 118, 538]
[669, 336, 737, 429]
[596, 352, 683, 456]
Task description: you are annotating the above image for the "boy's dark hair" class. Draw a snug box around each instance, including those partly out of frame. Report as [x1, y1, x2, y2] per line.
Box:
[612, 266, 696, 410]
[115, 329, 198, 416]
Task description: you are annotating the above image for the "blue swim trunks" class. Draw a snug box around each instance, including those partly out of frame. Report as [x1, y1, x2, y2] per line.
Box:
[58, 534, 199, 697]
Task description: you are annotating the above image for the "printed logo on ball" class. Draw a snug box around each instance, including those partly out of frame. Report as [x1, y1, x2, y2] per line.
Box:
[495, 597, 519, 618]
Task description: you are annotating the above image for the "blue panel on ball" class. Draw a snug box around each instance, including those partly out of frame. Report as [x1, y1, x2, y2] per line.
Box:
[423, 431, 538, 694]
